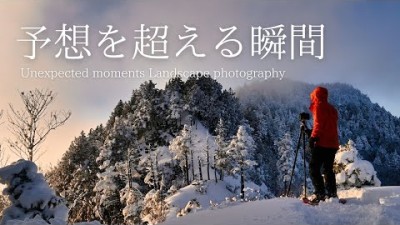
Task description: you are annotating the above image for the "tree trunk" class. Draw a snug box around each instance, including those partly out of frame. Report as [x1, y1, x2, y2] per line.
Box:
[191, 148, 195, 180]
[155, 153, 160, 190]
[28, 147, 33, 161]
[206, 148, 210, 180]
[150, 156, 157, 190]
[198, 157, 203, 180]
[185, 152, 190, 185]
[284, 181, 287, 197]
[213, 155, 218, 183]
[240, 167, 244, 201]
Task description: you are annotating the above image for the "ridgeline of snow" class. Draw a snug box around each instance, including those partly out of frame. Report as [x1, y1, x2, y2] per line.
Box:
[162, 186, 400, 225]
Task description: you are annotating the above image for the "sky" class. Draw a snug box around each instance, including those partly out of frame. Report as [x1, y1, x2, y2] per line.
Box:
[0, 0, 399, 169]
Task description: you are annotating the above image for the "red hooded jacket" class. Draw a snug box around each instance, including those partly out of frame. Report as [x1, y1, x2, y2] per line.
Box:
[309, 87, 339, 149]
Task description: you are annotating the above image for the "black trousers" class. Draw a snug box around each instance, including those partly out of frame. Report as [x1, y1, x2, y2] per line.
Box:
[309, 147, 338, 197]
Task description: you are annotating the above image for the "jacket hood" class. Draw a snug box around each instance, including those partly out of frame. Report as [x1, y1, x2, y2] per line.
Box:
[310, 86, 328, 103]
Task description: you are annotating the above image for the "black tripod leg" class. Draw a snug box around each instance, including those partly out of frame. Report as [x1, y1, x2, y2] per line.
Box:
[286, 129, 302, 196]
[302, 129, 307, 199]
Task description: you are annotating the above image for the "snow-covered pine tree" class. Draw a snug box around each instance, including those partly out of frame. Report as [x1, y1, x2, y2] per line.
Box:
[219, 88, 243, 137]
[355, 135, 372, 161]
[334, 140, 381, 189]
[184, 76, 224, 132]
[140, 190, 169, 225]
[106, 100, 124, 131]
[93, 156, 121, 225]
[214, 118, 229, 181]
[131, 80, 167, 146]
[94, 116, 133, 225]
[169, 124, 192, 185]
[132, 82, 156, 131]
[117, 144, 144, 225]
[142, 150, 160, 190]
[165, 76, 185, 129]
[185, 84, 206, 128]
[119, 184, 143, 225]
[275, 133, 295, 196]
[226, 125, 257, 201]
[0, 160, 68, 225]
[47, 125, 105, 223]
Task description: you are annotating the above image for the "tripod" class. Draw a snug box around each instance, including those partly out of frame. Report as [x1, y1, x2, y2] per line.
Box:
[285, 119, 310, 197]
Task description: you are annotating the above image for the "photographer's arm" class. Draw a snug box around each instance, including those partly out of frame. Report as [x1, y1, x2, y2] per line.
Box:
[311, 106, 323, 139]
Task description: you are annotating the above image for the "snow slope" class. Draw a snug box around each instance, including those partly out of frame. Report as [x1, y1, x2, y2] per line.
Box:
[162, 187, 400, 225]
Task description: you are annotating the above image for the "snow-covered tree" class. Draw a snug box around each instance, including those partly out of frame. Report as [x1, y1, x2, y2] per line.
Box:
[93, 162, 122, 224]
[94, 117, 133, 225]
[219, 88, 243, 136]
[334, 140, 381, 189]
[165, 76, 185, 128]
[184, 76, 225, 132]
[119, 184, 142, 225]
[142, 150, 161, 189]
[275, 133, 295, 195]
[140, 190, 169, 225]
[226, 125, 257, 200]
[214, 118, 229, 181]
[131, 80, 167, 146]
[169, 124, 192, 185]
[0, 160, 68, 225]
[47, 127, 105, 223]
[132, 81, 157, 131]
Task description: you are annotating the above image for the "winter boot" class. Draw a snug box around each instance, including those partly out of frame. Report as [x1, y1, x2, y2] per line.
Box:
[309, 193, 326, 204]
[326, 192, 338, 199]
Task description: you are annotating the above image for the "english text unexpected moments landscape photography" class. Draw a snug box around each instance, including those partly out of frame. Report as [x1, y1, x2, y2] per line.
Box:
[0, 1, 399, 225]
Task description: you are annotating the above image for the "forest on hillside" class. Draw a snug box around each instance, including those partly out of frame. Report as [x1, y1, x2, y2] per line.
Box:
[44, 77, 400, 224]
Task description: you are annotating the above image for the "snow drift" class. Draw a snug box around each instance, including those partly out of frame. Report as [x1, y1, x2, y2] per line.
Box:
[162, 186, 400, 225]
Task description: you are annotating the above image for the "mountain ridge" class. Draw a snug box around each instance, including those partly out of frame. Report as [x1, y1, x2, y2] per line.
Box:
[47, 77, 400, 224]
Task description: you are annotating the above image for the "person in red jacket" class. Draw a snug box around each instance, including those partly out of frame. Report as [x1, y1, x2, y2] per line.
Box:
[308, 86, 339, 202]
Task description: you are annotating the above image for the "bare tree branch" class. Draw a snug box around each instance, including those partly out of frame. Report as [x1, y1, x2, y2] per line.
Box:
[0, 110, 3, 126]
[7, 89, 72, 161]
[0, 112, 11, 167]
[0, 145, 9, 167]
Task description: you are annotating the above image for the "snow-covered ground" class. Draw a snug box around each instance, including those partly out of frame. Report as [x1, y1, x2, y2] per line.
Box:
[162, 186, 400, 225]
[4, 180, 399, 225]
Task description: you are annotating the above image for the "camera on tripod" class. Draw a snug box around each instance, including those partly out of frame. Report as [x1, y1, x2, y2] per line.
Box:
[286, 112, 311, 197]
[299, 112, 310, 121]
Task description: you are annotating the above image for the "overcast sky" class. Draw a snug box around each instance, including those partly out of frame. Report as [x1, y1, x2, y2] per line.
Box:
[1, 1, 399, 168]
